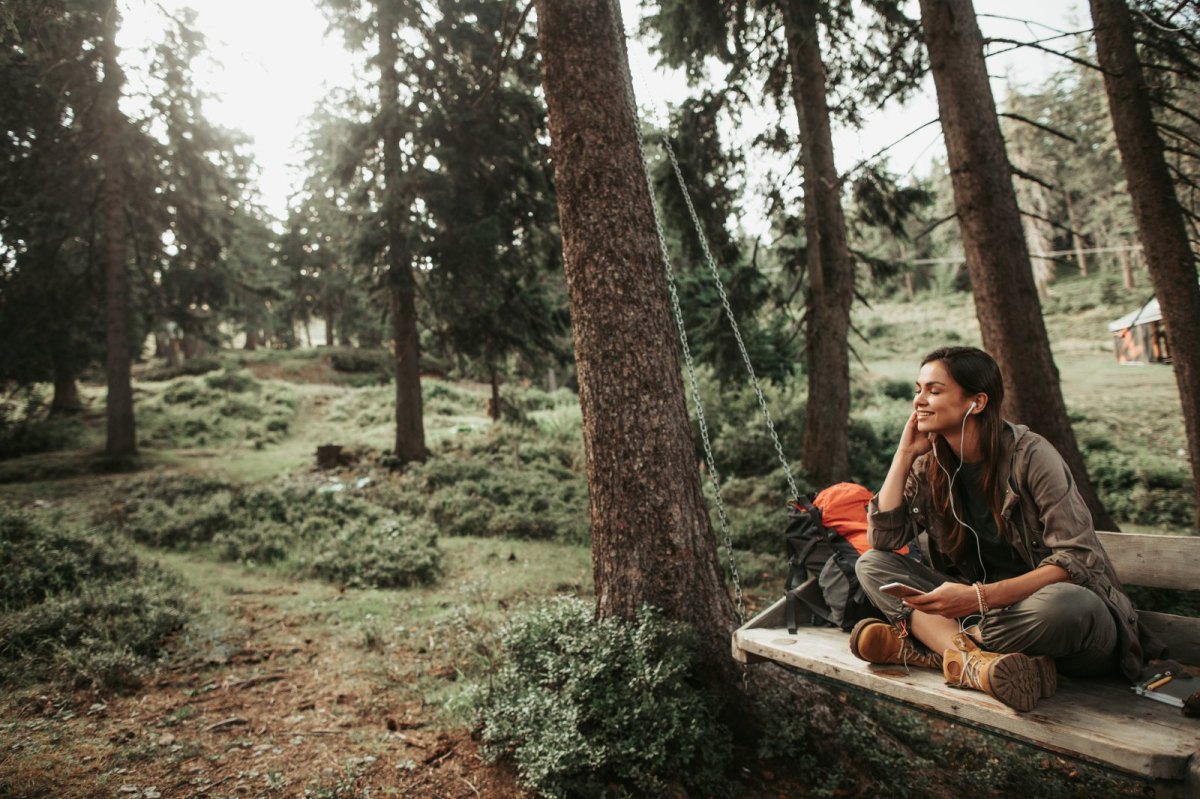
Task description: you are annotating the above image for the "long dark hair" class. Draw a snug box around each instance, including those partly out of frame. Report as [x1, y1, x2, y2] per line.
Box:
[921, 346, 1006, 562]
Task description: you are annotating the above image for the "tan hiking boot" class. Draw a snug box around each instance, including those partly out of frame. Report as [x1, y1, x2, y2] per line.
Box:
[942, 632, 1052, 712]
[849, 618, 943, 670]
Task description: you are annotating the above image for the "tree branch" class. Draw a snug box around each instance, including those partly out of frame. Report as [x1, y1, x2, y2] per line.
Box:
[839, 117, 941, 181]
[984, 36, 1105, 73]
[913, 212, 958, 241]
[1010, 165, 1057, 192]
[998, 112, 1078, 143]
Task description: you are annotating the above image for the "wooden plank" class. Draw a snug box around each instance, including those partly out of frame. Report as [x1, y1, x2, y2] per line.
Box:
[1097, 532, 1200, 591]
[732, 624, 1200, 780]
[1141, 611, 1200, 664]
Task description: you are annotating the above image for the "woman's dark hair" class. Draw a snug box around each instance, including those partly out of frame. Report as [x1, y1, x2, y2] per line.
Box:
[921, 346, 1006, 563]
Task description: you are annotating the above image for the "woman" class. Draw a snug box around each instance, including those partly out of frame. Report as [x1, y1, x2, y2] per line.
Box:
[850, 346, 1162, 712]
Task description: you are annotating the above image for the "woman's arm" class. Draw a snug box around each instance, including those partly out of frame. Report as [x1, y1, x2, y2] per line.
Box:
[877, 411, 930, 512]
[905, 563, 1070, 619]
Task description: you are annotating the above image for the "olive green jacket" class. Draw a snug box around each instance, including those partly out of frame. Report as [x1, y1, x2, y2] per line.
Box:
[866, 422, 1165, 681]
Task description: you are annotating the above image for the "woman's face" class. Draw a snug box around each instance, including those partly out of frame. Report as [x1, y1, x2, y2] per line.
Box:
[913, 360, 977, 436]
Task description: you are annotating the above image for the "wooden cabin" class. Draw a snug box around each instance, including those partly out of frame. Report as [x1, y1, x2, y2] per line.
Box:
[1108, 297, 1170, 364]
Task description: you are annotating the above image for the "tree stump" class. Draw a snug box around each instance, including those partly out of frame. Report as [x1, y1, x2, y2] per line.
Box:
[316, 445, 343, 471]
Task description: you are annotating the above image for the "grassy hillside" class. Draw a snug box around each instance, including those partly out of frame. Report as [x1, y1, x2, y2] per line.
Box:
[0, 271, 1188, 798]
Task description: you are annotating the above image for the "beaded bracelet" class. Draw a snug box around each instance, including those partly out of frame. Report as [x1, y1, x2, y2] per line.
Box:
[974, 582, 990, 615]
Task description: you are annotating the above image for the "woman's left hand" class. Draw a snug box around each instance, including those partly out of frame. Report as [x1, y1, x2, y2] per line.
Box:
[904, 582, 980, 619]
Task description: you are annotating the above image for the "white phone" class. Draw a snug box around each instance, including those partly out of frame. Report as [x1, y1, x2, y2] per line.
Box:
[880, 582, 926, 599]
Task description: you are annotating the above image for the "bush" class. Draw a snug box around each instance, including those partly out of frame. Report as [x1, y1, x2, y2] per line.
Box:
[390, 428, 591, 545]
[115, 477, 444, 589]
[137, 372, 297, 449]
[479, 599, 732, 799]
[0, 388, 89, 459]
[1083, 449, 1195, 528]
[329, 349, 392, 375]
[140, 357, 221, 382]
[0, 509, 189, 690]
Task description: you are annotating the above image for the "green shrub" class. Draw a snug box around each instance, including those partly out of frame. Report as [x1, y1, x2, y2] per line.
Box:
[140, 357, 221, 382]
[115, 478, 444, 589]
[0, 509, 189, 690]
[308, 517, 441, 588]
[204, 369, 259, 394]
[137, 373, 297, 449]
[329, 349, 392, 375]
[0, 414, 87, 459]
[399, 430, 591, 545]
[479, 599, 733, 799]
[1083, 449, 1195, 528]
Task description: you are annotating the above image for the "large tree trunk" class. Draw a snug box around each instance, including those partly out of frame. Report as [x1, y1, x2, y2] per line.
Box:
[379, 2, 427, 465]
[535, 0, 737, 662]
[1090, 0, 1200, 532]
[783, 0, 853, 488]
[100, 0, 136, 458]
[49, 354, 83, 417]
[918, 0, 1116, 530]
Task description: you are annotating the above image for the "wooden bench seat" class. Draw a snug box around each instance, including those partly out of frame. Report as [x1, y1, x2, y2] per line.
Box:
[732, 532, 1200, 796]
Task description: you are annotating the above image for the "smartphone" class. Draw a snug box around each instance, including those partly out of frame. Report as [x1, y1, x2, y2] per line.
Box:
[880, 582, 926, 599]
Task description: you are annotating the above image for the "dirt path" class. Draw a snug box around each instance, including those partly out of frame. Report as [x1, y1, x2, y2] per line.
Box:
[0, 553, 528, 799]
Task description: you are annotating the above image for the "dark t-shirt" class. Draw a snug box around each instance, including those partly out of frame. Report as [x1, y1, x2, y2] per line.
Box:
[951, 462, 1030, 583]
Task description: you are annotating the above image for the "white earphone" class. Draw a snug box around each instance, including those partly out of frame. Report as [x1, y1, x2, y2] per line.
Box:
[931, 396, 987, 583]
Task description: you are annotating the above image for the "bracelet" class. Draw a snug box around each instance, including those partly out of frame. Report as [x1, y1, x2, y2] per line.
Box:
[974, 582, 990, 615]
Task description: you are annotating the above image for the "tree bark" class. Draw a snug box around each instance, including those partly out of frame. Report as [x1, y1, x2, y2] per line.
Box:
[1090, 0, 1200, 531]
[244, 327, 259, 351]
[918, 0, 1116, 530]
[1064, 192, 1088, 276]
[782, 0, 853, 488]
[49, 356, 83, 417]
[489, 366, 501, 421]
[379, 2, 427, 465]
[535, 0, 737, 662]
[100, 0, 136, 458]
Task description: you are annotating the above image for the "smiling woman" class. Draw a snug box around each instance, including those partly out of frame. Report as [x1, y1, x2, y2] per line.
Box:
[851, 345, 1166, 712]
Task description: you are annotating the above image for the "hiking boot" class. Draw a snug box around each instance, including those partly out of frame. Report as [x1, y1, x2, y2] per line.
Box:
[849, 618, 943, 670]
[942, 632, 1052, 712]
[1032, 654, 1057, 698]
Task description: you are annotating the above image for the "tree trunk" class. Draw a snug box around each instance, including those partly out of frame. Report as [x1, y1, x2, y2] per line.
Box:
[1090, 0, 1200, 531]
[1119, 243, 1135, 289]
[380, 3, 427, 465]
[489, 366, 501, 421]
[244, 327, 259, 351]
[100, 0, 136, 458]
[1064, 192, 1089, 276]
[918, 0, 1117, 530]
[49, 356, 83, 417]
[783, 0, 853, 488]
[535, 0, 737, 661]
[325, 308, 335, 347]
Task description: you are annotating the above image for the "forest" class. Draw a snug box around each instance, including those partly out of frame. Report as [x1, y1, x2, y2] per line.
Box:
[1, 0, 1198, 797]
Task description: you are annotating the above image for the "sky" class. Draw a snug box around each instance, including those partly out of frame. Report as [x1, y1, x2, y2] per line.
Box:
[119, 0, 1088, 227]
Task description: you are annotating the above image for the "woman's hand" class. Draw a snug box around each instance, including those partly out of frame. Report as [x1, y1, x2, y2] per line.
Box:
[897, 410, 934, 460]
[904, 582, 979, 619]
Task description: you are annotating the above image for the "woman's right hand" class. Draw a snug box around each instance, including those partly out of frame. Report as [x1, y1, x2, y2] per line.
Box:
[897, 411, 934, 460]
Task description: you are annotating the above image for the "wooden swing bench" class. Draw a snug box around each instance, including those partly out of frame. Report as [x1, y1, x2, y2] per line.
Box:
[733, 531, 1200, 797]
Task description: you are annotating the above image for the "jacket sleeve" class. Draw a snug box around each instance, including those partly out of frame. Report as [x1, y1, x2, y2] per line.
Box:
[866, 462, 922, 551]
[1024, 440, 1107, 585]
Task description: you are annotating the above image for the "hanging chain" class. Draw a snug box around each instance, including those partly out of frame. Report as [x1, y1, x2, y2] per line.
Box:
[660, 141, 802, 505]
[610, 5, 745, 622]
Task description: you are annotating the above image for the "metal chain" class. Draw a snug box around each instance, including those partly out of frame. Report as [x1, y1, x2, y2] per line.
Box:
[660, 141, 802, 504]
[610, 5, 745, 622]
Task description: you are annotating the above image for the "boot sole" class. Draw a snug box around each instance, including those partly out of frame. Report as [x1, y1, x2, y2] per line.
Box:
[1033, 655, 1057, 699]
[986, 653, 1042, 712]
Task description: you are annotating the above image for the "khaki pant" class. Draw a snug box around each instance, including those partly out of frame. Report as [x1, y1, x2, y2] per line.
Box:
[856, 549, 1119, 677]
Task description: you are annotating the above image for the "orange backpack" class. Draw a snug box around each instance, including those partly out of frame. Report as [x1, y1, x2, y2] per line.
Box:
[784, 482, 907, 632]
